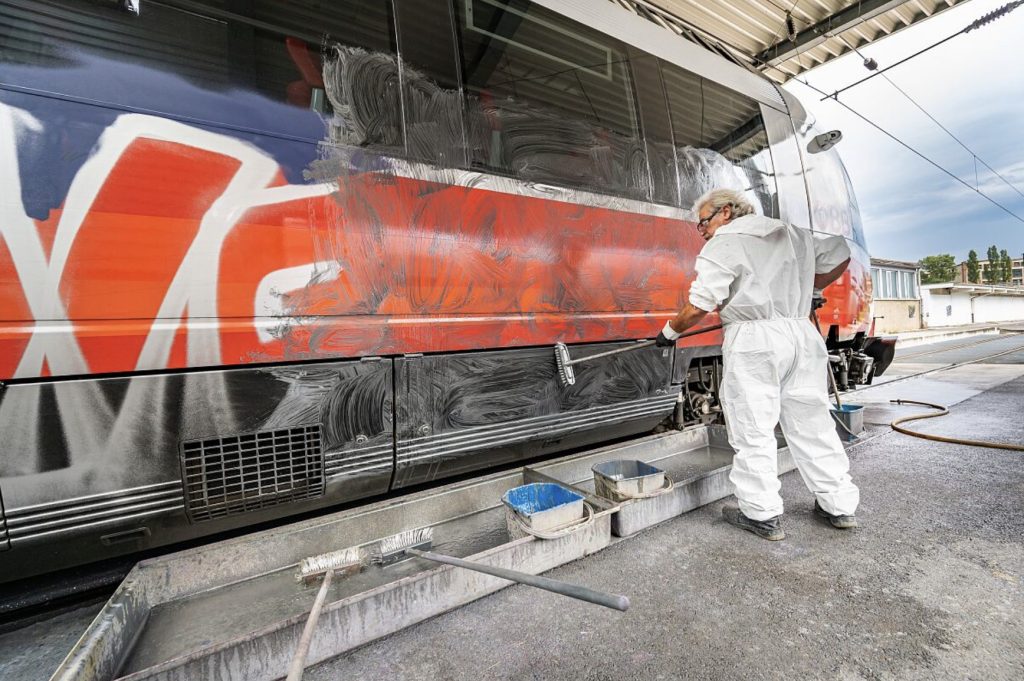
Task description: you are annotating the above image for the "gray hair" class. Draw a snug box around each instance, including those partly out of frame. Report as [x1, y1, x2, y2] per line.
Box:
[692, 188, 755, 220]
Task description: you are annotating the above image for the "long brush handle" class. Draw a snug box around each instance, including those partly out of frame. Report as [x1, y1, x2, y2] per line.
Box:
[286, 569, 334, 681]
[565, 324, 723, 367]
[406, 548, 629, 611]
[564, 339, 656, 366]
[810, 311, 842, 409]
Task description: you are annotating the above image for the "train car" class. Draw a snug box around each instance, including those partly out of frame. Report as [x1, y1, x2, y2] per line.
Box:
[0, 0, 893, 583]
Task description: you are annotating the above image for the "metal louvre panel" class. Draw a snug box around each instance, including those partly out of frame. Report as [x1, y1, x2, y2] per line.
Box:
[3, 482, 183, 544]
[323, 442, 395, 479]
[397, 393, 678, 466]
[181, 425, 325, 523]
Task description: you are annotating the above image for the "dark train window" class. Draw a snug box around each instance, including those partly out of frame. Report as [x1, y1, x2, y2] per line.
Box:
[453, 0, 649, 199]
[394, 0, 468, 167]
[0, 0, 400, 144]
[659, 60, 777, 216]
[628, 50, 677, 206]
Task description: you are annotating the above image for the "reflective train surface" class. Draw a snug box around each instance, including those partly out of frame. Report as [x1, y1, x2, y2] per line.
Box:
[0, 0, 894, 582]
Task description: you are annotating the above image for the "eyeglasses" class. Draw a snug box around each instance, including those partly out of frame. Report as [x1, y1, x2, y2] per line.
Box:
[697, 206, 726, 229]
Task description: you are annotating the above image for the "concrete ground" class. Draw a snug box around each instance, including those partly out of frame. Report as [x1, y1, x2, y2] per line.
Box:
[3, 336, 1023, 681]
[891, 321, 1024, 350]
[307, 360, 1024, 680]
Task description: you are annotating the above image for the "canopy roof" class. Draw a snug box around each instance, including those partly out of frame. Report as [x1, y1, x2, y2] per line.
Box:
[611, 0, 972, 83]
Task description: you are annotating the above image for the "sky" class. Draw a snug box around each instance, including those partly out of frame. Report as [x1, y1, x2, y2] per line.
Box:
[782, 0, 1024, 264]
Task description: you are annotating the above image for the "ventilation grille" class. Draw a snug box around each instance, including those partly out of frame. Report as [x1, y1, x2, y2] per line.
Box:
[181, 425, 324, 523]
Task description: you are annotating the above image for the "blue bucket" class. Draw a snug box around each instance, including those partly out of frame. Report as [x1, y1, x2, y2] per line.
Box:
[831, 404, 864, 442]
[502, 483, 584, 533]
[502, 483, 583, 515]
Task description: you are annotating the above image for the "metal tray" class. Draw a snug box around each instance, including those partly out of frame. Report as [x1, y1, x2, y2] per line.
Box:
[592, 459, 666, 499]
[502, 483, 585, 531]
[50, 425, 767, 681]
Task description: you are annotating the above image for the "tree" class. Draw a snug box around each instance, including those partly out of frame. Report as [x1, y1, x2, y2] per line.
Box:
[986, 245, 1000, 283]
[919, 254, 957, 284]
[966, 250, 980, 283]
[1001, 250, 1013, 283]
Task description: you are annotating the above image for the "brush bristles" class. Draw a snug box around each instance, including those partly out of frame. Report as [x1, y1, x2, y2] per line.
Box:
[374, 527, 434, 564]
[554, 343, 576, 387]
[297, 546, 364, 581]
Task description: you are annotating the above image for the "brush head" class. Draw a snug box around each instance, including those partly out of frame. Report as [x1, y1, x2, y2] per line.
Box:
[374, 527, 434, 566]
[554, 342, 576, 387]
[297, 545, 364, 583]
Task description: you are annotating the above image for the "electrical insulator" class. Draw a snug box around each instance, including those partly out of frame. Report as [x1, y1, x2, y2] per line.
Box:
[966, 1, 1023, 32]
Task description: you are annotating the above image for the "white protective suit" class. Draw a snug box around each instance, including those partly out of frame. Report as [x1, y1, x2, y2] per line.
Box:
[688, 213, 859, 521]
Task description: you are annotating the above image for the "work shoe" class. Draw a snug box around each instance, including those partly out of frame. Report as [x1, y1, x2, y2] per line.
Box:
[814, 500, 859, 529]
[721, 504, 785, 541]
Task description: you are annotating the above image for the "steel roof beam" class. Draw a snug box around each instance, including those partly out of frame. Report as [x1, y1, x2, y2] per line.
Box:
[757, 0, 908, 65]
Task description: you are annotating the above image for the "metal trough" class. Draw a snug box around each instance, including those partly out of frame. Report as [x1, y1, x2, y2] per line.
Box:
[50, 425, 779, 681]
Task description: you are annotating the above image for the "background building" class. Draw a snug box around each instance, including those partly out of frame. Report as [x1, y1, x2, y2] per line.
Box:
[921, 284, 1024, 327]
[956, 255, 1024, 286]
[870, 258, 922, 333]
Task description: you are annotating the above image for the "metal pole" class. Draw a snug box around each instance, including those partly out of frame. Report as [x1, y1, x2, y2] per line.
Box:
[406, 548, 630, 611]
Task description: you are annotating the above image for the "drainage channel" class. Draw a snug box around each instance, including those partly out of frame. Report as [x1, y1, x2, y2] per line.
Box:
[50, 425, 788, 681]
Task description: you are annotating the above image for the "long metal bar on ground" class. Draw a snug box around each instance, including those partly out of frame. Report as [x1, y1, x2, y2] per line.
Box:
[404, 548, 630, 611]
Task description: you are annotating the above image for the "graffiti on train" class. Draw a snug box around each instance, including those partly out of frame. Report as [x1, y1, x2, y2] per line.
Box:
[0, 102, 722, 381]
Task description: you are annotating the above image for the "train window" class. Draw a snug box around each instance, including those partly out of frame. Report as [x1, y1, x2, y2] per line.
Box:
[452, 0, 649, 199]
[659, 60, 777, 217]
[0, 1, 400, 144]
[761, 105, 811, 230]
[628, 50, 677, 206]
[394, 0, 468, 168]
[249, 0, 398, 138]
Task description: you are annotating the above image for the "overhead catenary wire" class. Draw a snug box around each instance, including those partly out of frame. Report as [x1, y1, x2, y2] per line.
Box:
[819, 0, 1024, 101]
[760, 0, 1024, 215]
[830, 32, 1024, 202]
[784, 74, 1024, 226]
[616, 0, 1024, 217]
[766, 0, 805, 53]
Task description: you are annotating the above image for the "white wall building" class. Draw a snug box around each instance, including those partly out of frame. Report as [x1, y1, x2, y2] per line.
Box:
[920, 284, 1024, 327]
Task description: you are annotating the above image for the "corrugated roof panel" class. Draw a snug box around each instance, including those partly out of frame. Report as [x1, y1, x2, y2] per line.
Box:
[611, 0, 972, 83]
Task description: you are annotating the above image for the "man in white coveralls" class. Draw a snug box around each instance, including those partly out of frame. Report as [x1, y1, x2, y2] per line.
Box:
[655, 188, 859, 541]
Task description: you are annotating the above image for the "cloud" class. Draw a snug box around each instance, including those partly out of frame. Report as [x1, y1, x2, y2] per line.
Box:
[783, 0, 1024, 261]
[973, 160, 1024, 203]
